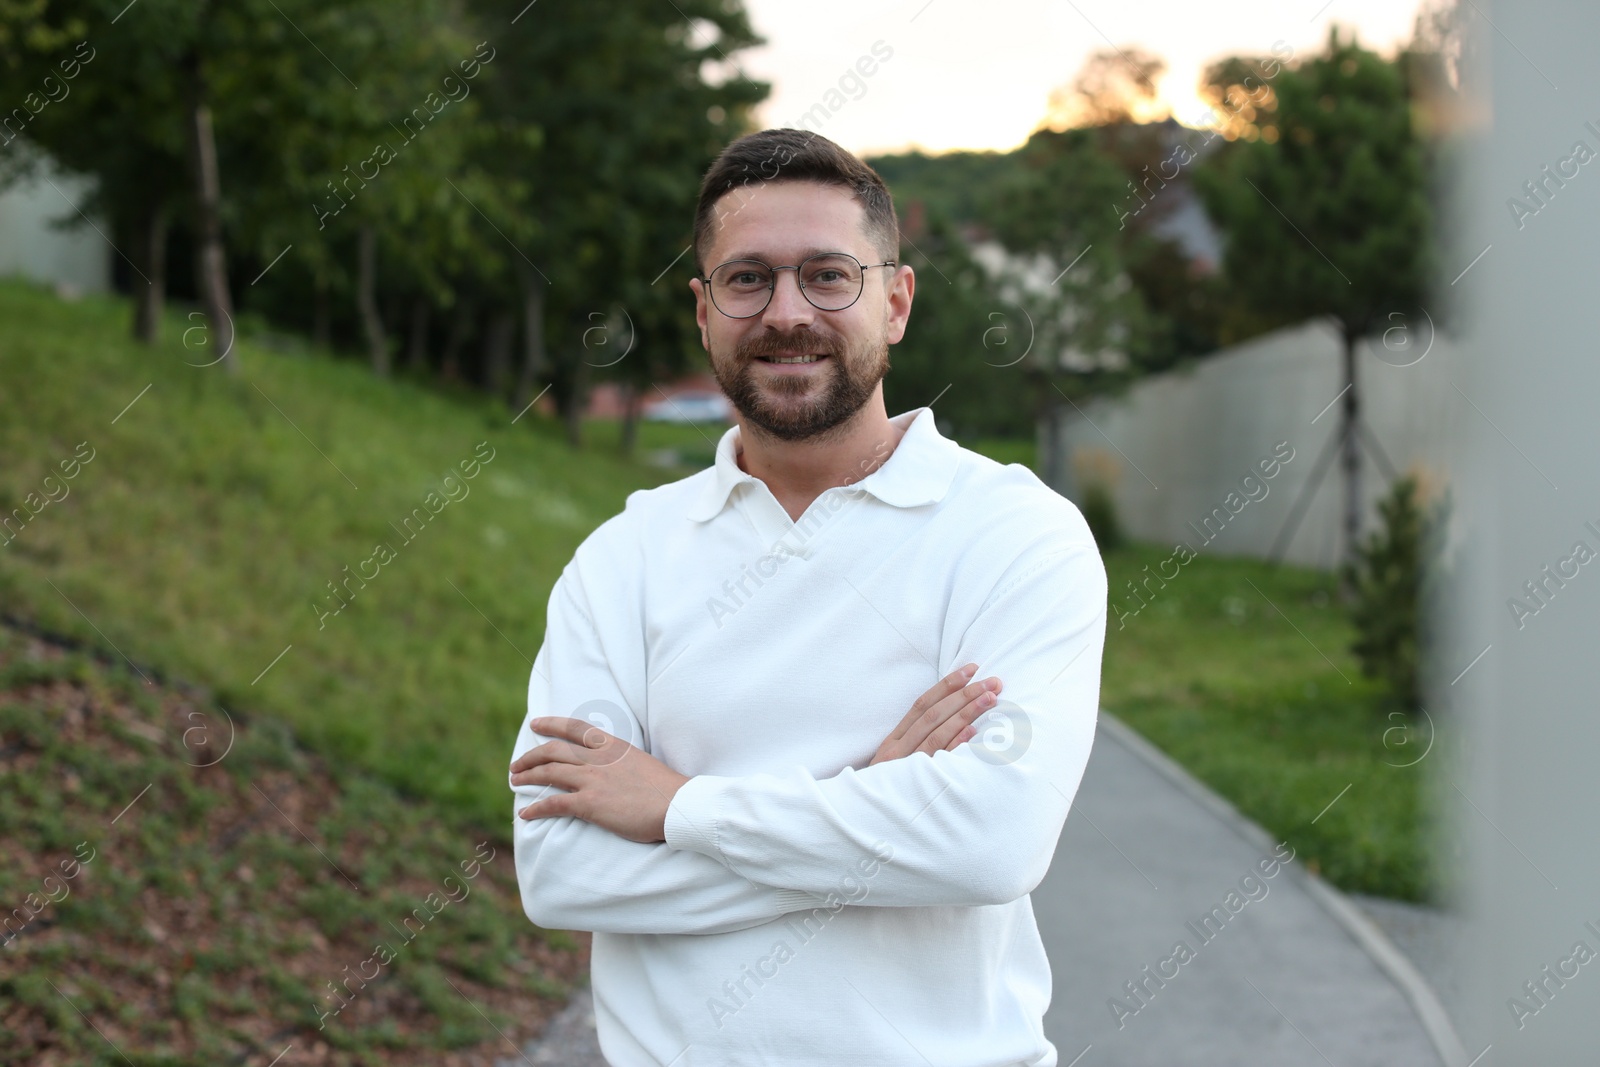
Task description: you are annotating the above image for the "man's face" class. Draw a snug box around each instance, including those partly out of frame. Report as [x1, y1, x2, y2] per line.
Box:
[690, 181, 913, 442]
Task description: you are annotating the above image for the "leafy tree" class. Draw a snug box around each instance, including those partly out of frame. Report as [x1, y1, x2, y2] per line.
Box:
[464, 0, 767, 445]
[0, 2, 186, 345]
[873, 51, 1226, 405]
[3, 0, 781, 448]
[1195, 27, 1432, 570]
[984, 125, 1157, 386]
[868, 148, 1016, 224]
[1, 0, 472, 371]
[1043, 45, 1168, 129]
[882, 208, 1025, 438]
[218, 0, 489, 376]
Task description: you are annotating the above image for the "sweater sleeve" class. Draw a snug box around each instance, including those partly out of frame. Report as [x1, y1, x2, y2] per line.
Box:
[662, 539, 1107, 908]
[510, 569, 830, 936]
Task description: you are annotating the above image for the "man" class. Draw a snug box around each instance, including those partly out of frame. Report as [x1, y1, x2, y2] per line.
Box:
[508, 128, 1107, 1066]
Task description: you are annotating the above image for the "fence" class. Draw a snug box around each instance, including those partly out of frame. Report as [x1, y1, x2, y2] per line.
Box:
[1041, 317, 1460, 570]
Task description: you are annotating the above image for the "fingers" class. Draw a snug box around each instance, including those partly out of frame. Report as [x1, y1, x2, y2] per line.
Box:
[906, 676, 1002, 756]
[511, 761, 585, 792]
[944, 724, 978, 752]
[509, 736, 600, 775]
[528, 716, 611, 748]
[518, 791, 577, 820]
[884, 664, 978, 744]
[917, 680, 1002, 756]
[512, 718, 626, 775]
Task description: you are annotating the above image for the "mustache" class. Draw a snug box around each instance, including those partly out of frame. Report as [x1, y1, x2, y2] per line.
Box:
[737, 330, 841, 361]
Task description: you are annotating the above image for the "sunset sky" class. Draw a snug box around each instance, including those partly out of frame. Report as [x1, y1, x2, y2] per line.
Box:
[733, 0, 1431, 156]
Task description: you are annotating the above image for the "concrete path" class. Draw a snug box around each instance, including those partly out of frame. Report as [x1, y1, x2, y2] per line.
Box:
[507, 715, 1458, 1066]
[1037, 716, 1454, 1067]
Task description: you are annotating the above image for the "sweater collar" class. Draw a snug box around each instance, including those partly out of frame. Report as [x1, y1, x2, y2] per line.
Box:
[685, 406, 960, 523]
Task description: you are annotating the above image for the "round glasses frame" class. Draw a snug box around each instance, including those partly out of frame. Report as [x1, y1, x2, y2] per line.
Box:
[700, 252, 898, 319]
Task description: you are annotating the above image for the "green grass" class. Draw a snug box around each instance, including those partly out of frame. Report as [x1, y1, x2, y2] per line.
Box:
[1100, 542, 1432, 901]
[0, 278, 679, 829]
[0, 279, 1424, 899]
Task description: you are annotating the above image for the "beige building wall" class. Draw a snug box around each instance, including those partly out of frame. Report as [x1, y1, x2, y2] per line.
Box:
[1044, 317, 1461, 570]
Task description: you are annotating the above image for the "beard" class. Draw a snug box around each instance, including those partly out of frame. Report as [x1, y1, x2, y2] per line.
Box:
[710, 324, 890, 442]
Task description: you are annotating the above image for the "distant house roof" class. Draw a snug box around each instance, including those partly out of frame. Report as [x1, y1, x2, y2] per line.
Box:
[576, 371, 730, 420]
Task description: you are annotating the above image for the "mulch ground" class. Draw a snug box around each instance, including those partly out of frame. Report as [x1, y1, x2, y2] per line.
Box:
[0, 621, 590, 1066]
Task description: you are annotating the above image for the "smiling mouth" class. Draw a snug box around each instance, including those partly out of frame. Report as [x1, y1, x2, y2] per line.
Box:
[757, 354, 828, 364]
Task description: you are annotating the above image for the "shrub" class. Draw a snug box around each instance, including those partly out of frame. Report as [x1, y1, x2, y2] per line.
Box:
[1080, 481, 1125, 552]
[1344, 474, 1443, 711]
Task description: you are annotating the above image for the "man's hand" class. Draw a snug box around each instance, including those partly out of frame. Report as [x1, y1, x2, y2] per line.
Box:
[511, 718, 689, 843]
[870, 663, 1003, 766]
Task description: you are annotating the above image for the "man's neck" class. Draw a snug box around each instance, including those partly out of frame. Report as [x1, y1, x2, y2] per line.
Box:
[734, 401, 907, 522]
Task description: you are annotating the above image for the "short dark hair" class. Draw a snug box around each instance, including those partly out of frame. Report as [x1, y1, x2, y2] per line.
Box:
[692, 128, 899, 277]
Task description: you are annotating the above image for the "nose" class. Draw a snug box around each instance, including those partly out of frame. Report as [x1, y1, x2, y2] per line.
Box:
[758, 266, 817, 331]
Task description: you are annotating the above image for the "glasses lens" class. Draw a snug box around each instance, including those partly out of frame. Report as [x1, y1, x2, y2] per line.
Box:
[800, 254, 864, 310]
[710, 261, 773, 317]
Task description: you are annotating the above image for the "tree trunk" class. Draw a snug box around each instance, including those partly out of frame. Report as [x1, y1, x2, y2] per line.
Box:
[1339, 326, 1362, 599]
[185, 50, 236, 373]
[482, 309, 514, 399]
[619, 380, 640, 456]
[406, 299, 430, 371]
[312, 276, 331, 350]
[1039, 392, 1061, 492]
[131, 202, 168, 344]
[513, 264, 546, 414]
[357, 225, 389, 375]
[441, 301, 470, 382]
[563, 357, 589, 448]
[383, 291, 401, 353]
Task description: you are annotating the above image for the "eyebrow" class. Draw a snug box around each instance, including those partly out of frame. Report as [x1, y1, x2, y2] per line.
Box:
[720, 247, 851, 264]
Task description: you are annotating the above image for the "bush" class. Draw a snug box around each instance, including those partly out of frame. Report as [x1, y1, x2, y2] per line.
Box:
[1344, 474, 1441, 711]
[1080, 482, 1125, 552]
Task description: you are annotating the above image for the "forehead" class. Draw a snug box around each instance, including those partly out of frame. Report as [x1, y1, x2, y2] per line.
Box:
[705, 181, 872, 265]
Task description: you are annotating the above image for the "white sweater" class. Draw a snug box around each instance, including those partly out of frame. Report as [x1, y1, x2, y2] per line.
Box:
[509, 406, 1108, 1066]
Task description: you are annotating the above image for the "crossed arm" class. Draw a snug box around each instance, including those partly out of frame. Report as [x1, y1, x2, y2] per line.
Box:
[508, 541, 1106, 935]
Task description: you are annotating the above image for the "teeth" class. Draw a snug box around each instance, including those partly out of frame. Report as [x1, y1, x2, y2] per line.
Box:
[766, 355, 822, 364]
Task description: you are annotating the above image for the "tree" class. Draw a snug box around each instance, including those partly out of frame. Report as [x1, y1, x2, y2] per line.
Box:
[984, 125, 1157, 386]
[464, 0, 767, 446]
[1345, 474, 1445, 712]
[882, 207, 1026, 438]
[870, 49, 1225, 399]
[0, 2, 186, 345]
[1044, 46, 1168, 129]
[2, 0, 484, 373]
[3, 0, 774, 434]
[1194, 27, 1431, 578]
[216, 0, 488, 377]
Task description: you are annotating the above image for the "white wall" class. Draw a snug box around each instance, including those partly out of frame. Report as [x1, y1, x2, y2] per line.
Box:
[0, 164, 112, 294]
[1045, 317, 1461, 570]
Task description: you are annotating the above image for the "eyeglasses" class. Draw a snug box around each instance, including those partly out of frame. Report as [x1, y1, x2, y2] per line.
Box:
[701, 252, 897, 319]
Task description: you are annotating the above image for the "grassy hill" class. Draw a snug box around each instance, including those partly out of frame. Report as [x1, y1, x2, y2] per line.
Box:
[1, 278, 685, 830]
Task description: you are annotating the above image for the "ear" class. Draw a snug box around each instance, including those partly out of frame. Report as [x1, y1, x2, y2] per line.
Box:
[883, 264, 914, 345]
[689, 277, 711, 351]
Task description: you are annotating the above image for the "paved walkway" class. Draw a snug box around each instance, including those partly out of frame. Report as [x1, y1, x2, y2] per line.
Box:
[506, 716, 1457, 1066]
[1036, 716, 1451, 1067]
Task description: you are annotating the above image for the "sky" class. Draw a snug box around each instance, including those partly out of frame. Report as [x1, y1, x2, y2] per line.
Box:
[729, 0, 1431, 156]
